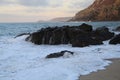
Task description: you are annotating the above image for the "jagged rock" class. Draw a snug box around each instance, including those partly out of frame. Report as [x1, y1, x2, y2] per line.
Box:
[30, 31, 44, 45]
[25, 24, 114, 47]
[109, 34, 120, 44]
[94, 26, 114, 41]
[50, 28, 65, 45]
[79, 23, 93, 32]
[72, 35, 103, 47]
[67, 28, 85, 43]
[42, 27, 55, 44]
[114, 26, 120, 31]
[46, 50, 74, 58]
[15, 33, 30, 38]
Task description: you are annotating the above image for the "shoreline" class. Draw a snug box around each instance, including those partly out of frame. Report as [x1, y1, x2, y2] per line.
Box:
[79, 59, 120, 80]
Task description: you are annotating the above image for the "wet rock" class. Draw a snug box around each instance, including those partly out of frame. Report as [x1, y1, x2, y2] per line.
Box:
[15, 33, 30, 38]
[79, 23, 93, 32]
[42, 27, 55, 44]
[94, 26, 114, 41]
[25, 24, 114, 47]
[46, 50, 74, 58]
[50, 28, 65, 45]
[114, 26, 120, 31]
[72, 35, 103, 47]
[109, 34, 120, 44]
[30, 31, 44, 44]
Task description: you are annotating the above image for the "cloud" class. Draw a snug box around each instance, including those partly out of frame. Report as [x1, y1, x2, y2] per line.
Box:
[0, 0, 95, 22]
[17, 0, 49, 7]
[0, 0, 12, 5]
[0, 0, 94, 8]
[0, 0, 18, 6]
[66, 0, 94, 9]
[0, 0, 63, 7]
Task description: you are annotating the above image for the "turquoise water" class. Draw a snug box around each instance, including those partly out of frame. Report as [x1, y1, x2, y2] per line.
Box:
[0, 21, 120, 37]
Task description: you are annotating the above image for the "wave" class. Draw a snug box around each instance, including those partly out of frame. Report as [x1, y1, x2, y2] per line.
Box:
[0, 35, 120, 80]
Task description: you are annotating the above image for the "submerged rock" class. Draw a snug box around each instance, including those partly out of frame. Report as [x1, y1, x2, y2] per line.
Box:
[46, 50, 74, 58]
[109, 34, 120, 44]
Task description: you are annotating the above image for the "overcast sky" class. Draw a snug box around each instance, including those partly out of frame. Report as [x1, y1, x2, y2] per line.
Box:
[0, 0, 94, 22]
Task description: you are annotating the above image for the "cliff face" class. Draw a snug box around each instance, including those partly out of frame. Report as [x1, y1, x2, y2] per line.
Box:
[71, 0, 120, 21]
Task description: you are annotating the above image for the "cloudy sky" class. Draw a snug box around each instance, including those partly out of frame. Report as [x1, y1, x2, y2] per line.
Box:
[0, 0, 94, 22]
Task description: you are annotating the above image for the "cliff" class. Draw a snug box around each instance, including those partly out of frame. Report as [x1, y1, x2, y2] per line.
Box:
[71, 0, 120, 21]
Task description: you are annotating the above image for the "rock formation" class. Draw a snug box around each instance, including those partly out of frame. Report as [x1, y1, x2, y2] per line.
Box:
[114, 26, 120, 31]
[70, 0, 120, 21]
[25, 23, 114, 47]
[109, 34, 120, 44]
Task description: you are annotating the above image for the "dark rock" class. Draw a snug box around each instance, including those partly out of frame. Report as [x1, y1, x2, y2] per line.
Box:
[114, 26, 120, 31]
[42, 27, 55, 44]
[94, 26, 114, 41]
[79, 23, 93, 32]
[109, 34, 120, 44]
[67, 28, 85, 43]
[30, 30, 44, 45]
[25, 24, 114, 47]
[90, 37, 103, 45]
[25, 35, 31, 41]
[50, 28, 64, 45]
[15, 33, 30, 38]
[46, 50, 74, 58]
[72, 35, 103, 47]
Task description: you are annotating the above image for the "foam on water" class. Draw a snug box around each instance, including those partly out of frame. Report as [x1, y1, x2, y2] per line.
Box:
[0, 35, 120, 80]
[0, 22, 120, 80]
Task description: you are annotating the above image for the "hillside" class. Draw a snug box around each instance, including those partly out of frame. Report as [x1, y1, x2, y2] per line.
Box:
[70, 0, 120, 21]
[50, 17, 72, 22]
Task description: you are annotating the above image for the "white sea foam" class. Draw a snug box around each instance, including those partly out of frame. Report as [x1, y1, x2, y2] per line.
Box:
[0, 35, 120, 80]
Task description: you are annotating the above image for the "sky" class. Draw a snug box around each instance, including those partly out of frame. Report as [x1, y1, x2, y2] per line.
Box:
[0, 0, 94, 22]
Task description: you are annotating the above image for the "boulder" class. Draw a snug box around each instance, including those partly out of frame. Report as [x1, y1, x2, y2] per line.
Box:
[46, 50, 74, 58]
[79, 23, 93, 32]
[109, 34, 120, 44]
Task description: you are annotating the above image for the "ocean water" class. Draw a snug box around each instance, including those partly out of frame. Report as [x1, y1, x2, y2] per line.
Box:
[0, 22, 120, 80]
[0, 21, 120, 37]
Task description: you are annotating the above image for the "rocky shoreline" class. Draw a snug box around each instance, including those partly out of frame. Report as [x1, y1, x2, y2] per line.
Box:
[23, 23, 120, 47]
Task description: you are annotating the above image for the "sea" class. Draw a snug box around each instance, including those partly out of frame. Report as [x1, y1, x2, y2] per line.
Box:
[0, 21, 120, 80]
